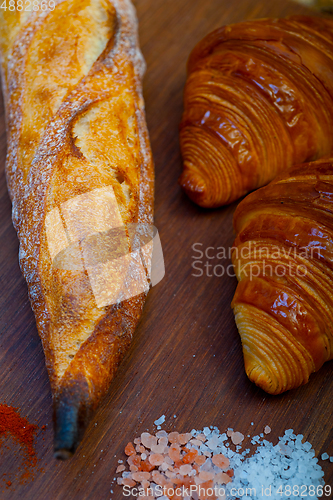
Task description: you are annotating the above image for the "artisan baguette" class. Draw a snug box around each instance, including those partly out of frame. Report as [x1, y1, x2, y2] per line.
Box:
[0, 0, 154, 458]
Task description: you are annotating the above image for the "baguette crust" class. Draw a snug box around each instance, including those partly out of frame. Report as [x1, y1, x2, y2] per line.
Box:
[0, 0, 154, 457]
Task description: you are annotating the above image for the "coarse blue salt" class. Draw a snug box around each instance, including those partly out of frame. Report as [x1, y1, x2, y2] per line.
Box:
[154, 415, 165, 426]
[285, 428, 294, 436]
[330, 456, 333, 462]
[321, 452, 329, 460]
[199, 442, 209, 453]
[203, 427, 210, 436]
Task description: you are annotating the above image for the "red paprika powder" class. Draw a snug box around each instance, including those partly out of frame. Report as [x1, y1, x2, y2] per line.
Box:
[0, 404, 39, 486]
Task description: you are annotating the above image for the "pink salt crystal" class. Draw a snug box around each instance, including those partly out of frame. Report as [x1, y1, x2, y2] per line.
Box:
[151, 470, 171, 487]
[158, 436, 168, 447]
[164, 456, 173, 465]
[127, 454, 140, 467]
[194, 476, 204, 485]
[199, 471, 214, 481]
[169, 443, 181, 462]
[117, 477, 123, 485]
[141, 432, 157, 449]
[149, 453, 165, 466]
[212, 454, 230, 470]
[165, 470, 176, 479]
[202, 450, 212, 457]
[151, 444, 166, 454]
[134, 437, 141, 445]
[214, 471, 232, 484]
[122, 478, 136, 487]
[141, 479, 150, 489]
[141, 453, 147, 460]
[220, 472, 232, 484]
[231, 431, 244, 445]
[132, 472, 151, 481]
[160, 462, 169, 471]
[196, 434, 206, 442]
[264, 425, 272, 434]
[178, 433, 192, 445]
[136, 445, 146, 454]
[116, 465, 125, 473]
[195, 455, 206, 466]
[190, 439, 203, 446]
[130, 465, 139, 472]
[226, 429, 233, 437]
[168, 432, 179, 444]
[179, 464, 193, 476]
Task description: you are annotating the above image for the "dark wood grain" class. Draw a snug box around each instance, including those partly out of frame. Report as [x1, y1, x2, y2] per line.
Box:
[1, 0, 332, 498]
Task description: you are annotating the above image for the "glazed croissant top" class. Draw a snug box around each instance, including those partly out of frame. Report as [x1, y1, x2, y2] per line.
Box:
[179, 15, 333, 207]
[0, 0, 154, 457]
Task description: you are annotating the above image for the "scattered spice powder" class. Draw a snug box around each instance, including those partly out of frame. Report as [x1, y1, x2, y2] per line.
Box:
[0, 403, 39, 486]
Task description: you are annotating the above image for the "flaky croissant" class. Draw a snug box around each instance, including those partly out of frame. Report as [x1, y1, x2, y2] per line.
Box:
[0, 0, 154, 458]
[232, 158, 333, 394]
[179, 16, 333, 207]
[180, 16, 333, 393]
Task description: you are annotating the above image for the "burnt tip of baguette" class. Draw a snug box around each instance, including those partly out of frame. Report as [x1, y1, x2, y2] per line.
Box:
[53, 383, 93, 460]
[54, 448, 74, 460]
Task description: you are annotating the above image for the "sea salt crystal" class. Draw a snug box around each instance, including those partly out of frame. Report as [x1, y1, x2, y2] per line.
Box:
[154, 415, 166, 426]
[156, 430, 168, 438]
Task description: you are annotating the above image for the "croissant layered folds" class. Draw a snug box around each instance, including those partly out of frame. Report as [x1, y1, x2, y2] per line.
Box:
[0, 0, 154, 457]
[232, 159, 333, 394]
[179, 16, 333, 207]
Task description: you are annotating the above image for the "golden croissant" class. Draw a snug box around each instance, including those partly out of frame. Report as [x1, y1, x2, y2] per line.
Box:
[179, 16, 333, 208]
[232, 158, 333, 394]
[180, 16, 333, 393]
[0, 0, 154, 458]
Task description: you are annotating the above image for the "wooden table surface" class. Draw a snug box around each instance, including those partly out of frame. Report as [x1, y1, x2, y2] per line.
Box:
[0, 0, 332, 498]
